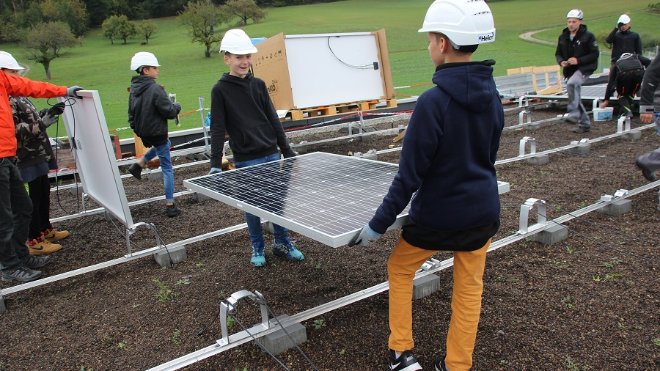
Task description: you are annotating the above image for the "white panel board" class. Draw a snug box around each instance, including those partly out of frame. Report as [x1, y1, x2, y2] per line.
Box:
[285, 33, 385, 108]
[59, 91, 135, 227]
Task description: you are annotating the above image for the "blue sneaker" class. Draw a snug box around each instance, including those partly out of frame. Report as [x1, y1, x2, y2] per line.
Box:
[272, 241, 304, 261]
[250, 248, 266, 267]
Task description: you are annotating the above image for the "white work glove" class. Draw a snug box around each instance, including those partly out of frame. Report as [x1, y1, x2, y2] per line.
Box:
[348, 224, 382, 247]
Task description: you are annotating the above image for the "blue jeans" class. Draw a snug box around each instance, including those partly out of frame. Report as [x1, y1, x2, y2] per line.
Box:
[0, 158, 32, 269]
[143, 139, 174, 202]
[234, 152, 289, 251]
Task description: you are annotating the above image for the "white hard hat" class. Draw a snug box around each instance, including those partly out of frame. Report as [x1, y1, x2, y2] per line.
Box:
[130, 51, 160, 71]
[220, 29, 258, 55]
[0, 51, 25, 70]
[418, 0, 496, 46]
[566, 9, 584, 20]
[617, 14, 631, 25]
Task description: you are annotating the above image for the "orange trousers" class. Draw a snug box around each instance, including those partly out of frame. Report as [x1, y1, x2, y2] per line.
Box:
[387, 237, 490, 371]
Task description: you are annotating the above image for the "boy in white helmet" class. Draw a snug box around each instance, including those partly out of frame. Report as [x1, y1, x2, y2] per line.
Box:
[555, 9, 599, 133]
[209, 29, 301, 268]
[349, 1, 503, 369]
[127, 51, 182, 217]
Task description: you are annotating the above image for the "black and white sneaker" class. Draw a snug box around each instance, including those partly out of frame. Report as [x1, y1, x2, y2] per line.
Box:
[389, 350, 422, 371]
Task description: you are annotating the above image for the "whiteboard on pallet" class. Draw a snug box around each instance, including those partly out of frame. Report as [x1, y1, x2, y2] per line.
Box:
[284, 33, 385, 108]
[59, 90, 135, 228]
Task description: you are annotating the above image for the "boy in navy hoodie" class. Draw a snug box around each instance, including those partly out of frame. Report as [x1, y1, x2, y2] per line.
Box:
[209, 29, 301, 268]
[350, 1, 503, 369]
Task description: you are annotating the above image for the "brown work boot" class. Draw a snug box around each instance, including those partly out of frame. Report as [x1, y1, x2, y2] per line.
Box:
[44, 227, 70, 242]
[28, 237, 62, 256]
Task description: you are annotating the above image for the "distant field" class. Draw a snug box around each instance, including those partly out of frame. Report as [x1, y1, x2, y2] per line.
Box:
[1, 0, 657, 138]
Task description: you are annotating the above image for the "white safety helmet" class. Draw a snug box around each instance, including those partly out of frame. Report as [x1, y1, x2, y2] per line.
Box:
[418, 0, 495, 46]
[220, 29, 258, 55]
[0, 51, 25, 71]
[130, 51, 160, 71]
[617, 14, 631, 25]
[566, 9, 584, 20]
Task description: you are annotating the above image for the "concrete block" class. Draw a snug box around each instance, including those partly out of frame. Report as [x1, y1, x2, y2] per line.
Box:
[570, 141, 590, 155]
[497, 181, 510, 195]
[526, 154, 550, 165]
[532, 224, 568, 245]
[597, 199, 632, 216]
[623, 130, 642, 141]
[257, 315, 307, 355]
[0, 296, 6, 313]
[153, 244, 187, 267]
[413, 274, 441, 300]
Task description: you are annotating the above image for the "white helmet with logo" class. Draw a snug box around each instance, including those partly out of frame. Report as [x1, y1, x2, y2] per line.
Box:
[566, 9, 584, 20]
[220, 29, 258, 55]
[130, 51, 160, 71]
[418, 0, 496, 46]
[617, 14, 631, 25]
[0, 51, 25, 71]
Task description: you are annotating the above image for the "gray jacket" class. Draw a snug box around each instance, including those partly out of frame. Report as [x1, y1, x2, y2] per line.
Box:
[639, 54, 660, 114]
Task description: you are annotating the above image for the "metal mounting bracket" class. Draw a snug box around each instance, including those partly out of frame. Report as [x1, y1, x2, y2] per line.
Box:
[518, 136, 537, 157]
[518, 198, 548, 234]
[218, 290, 270, 346]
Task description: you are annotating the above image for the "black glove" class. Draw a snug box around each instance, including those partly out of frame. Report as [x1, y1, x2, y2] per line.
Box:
[66, 86, 83, 98]
[282, 147, 297, 158]
[47, 102, 65, 117]
[617, 23, 624, 29]
[173, 102, 181, 113]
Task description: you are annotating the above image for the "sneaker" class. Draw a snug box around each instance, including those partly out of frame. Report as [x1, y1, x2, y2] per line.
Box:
[572, 126, 590, 133]
[434, 356, 473, 371]
[44, 227, 70, 242]
[272, 241, 304, 261]
[23, 255, 50, 269]
[250, 250, 266, 267]
[389, 350, 422, 371]
[128, 163, 142, 180]
[563, 114, 579, 124]
[28, 238, 62, 255]
[1, 265, 41, 282]
[166, 204, 181, 217]
[636, 158, 658, 181]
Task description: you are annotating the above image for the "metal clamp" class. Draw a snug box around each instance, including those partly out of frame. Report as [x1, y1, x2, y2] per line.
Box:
[218, 290, 270, 346]
[616, 116, 631, 133]
[518, 95, 529, 108]
[518, 110, 532, 126]
[518, 136, 537, 157]
[518, 198, 547, 234]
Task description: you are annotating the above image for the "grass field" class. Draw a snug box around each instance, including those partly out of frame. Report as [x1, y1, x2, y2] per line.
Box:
[1, 0, 657, 138]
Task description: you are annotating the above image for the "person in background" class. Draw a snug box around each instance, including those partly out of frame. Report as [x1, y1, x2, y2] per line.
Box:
[350, 1, 503, 369]
[555, 9, 599, 133]
[600, 53, 650, 118]
[209, 29, 302, 268]
[127, 51, 182, 218]
[635, 53, 660, 182]
[605, 14, 642, 68]
[7, 63, 70, 256]
[0, 50, 82, 282]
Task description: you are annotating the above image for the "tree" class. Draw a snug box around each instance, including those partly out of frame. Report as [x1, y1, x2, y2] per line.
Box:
[137, 20, 156, 45]
[179, 0, 230, 58]
[24, 21, 77, 80]
[101, 14, 136, 45]
[41, 0, 89, 37]
[225, 0, 264, 26]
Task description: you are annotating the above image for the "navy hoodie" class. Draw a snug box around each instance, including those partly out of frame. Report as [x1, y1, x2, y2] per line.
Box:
[369, 61, 504, 238]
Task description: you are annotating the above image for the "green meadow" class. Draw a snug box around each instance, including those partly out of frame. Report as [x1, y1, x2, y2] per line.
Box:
[1, 0, 657, 138]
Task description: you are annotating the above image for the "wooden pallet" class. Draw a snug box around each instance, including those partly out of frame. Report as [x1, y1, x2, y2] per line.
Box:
[285, 99, 395, 121]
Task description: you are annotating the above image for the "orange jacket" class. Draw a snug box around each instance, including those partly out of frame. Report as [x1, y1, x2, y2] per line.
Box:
[0, 70, 67, 158]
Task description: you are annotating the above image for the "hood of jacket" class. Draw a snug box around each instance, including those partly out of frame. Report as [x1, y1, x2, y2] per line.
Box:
[130, 75, 156, 97]
[219, 72, 253, 87]
[561, 24, 589, 37]
[433, 60, 497, 113]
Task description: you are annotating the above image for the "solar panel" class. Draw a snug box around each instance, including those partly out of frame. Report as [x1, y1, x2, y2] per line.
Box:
[184, 152, 408, 247]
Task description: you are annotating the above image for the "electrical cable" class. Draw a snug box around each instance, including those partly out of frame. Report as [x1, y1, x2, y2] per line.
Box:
[327, 36, 375, 70]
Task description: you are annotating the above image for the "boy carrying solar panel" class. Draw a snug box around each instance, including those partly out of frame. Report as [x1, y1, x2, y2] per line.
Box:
[209, 29, 302, 268]
[350, 1, 504, 369]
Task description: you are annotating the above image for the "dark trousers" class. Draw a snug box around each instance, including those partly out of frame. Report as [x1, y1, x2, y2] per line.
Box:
[28, 174, 51, 240]
[616, 72, 643, 117]
[0, 158, 32, 269]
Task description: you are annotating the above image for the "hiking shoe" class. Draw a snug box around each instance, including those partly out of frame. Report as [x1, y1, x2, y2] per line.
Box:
[23, 255, 50, 269]
[44, 227, 70, 242]
[166, 204, 181, 217]
[272, 241, 304, 261]
[434, 356, 474, 371]
[636, 158, 657, 181]
[250, 250, 266, 267]
[28, 238, 62, 255]
[572, 126, 590, 133]
[128, 163, 142, 180]
[1, 265, 41, 282]
[389, 350, 422, 371]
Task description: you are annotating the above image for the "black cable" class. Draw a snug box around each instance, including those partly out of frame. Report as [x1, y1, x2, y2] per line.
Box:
[327, 36, 374, 70]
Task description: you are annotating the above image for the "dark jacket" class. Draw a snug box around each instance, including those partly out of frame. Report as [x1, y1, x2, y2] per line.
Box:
[639, 54, 660, 115]
[604, 54, 650, 100]
[209, 73, 294, 168]
[128, 75, 179, 147]
[10, 96, 54, 171]
[605, 27, 642, 63]
[555, 24, 600, 78]
[368, 61, 504, 250]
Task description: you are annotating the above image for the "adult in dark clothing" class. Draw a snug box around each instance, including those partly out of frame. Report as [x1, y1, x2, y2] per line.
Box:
[601, 53, 651, 118]
[127, 52, 182, 217]
[605, 14, 642, 64]
[635, 54, 660, 182]
[555, 9, 599, 133]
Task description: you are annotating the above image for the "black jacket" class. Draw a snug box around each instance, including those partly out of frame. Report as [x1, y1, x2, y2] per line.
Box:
[128, 75, 179, 146]
[605, 27, 642, 63]
[604, 54, 650, 100]
[209, 73, 293, 168]
[555, 24, 599, 78]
